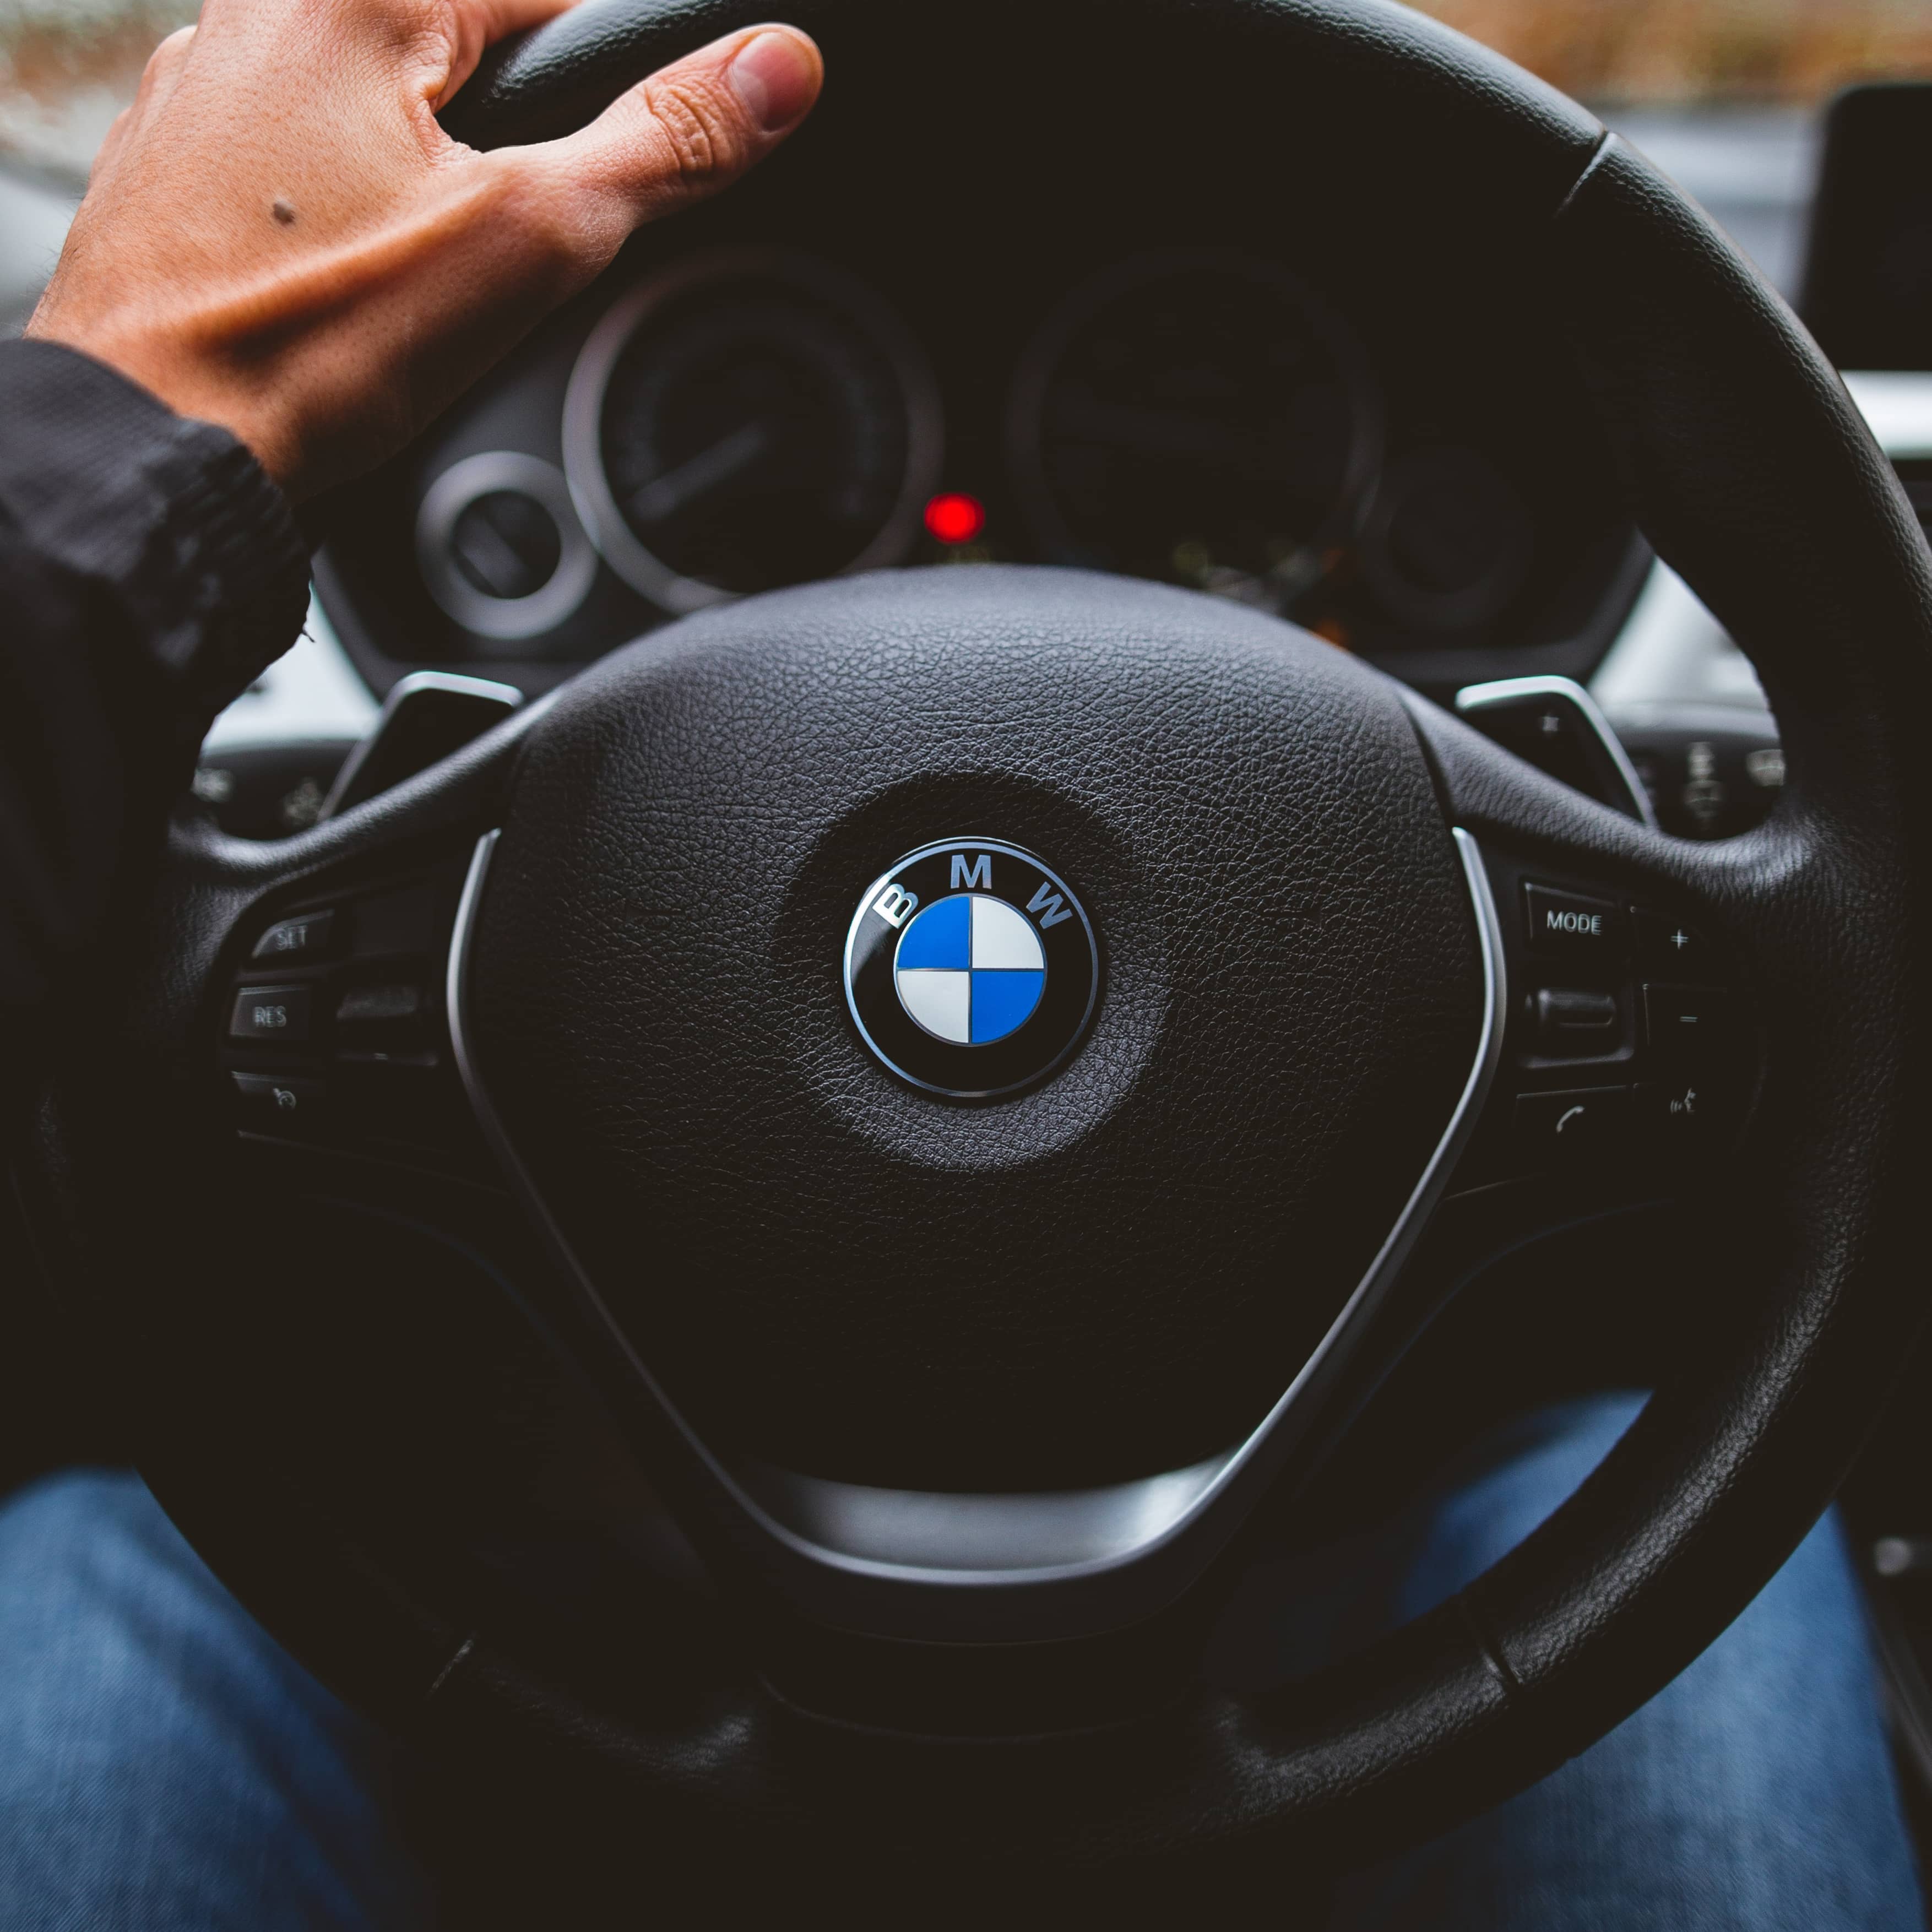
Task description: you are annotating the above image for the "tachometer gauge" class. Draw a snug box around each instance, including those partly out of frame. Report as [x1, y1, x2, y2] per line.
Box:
[564, 250, 942, 614]
[1006, 252, 1381, 612]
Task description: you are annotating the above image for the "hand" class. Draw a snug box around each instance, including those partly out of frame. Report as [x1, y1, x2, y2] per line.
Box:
[26, 0, 822, 501]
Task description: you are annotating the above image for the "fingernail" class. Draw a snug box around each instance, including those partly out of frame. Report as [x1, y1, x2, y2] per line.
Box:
[729, 29, 819, 132]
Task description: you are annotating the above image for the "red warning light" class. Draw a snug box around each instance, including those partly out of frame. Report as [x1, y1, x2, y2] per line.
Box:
[924, 492, 986, 545]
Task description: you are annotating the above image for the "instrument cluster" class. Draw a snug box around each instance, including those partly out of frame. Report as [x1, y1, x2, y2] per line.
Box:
[315, 241, 1645, 702]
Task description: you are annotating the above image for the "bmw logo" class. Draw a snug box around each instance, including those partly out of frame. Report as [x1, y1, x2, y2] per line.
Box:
[843, 839, 1100, 1099]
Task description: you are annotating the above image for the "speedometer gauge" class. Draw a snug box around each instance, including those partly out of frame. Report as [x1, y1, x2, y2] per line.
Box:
[1006, 252, 1381, 612]
[564, 250, 942, 614]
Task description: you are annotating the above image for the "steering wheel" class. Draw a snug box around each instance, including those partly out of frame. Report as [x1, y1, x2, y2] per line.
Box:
[27, 0, 1932, 1884]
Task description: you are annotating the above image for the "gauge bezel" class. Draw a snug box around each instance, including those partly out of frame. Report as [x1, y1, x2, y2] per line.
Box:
[415, 451, 599, 641]
[562, 247, 945, 615]
[1003, 248, 1385, 587]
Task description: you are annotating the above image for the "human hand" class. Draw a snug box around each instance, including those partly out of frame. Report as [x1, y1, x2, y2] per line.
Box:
[27, 0, 822, 501]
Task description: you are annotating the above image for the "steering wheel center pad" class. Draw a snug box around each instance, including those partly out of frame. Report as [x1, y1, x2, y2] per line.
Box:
[471, 568, 1481, 1490]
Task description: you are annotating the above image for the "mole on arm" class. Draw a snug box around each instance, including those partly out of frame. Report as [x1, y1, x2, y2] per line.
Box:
[271, 198, 297, 226]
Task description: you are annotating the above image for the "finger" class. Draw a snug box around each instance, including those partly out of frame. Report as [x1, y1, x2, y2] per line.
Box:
[534, 25, 822, 230]
[435, 0, 582, 111]
[141, 24, 197, 98]
[136, 24, 197, 114]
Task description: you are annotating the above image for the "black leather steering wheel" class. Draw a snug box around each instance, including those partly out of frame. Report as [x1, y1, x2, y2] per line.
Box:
[28, 0, 1932, 1883]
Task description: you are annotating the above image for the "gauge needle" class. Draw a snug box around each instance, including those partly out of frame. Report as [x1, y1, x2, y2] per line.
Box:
[630, 421, 771, 523]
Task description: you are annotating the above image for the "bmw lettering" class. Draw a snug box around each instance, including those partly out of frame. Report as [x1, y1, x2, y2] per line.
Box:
[842, 839, 1100, 1099]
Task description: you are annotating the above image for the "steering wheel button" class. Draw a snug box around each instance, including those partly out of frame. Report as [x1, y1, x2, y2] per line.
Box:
[336, 983, 425, 1027]
[1632, 908, 1713, 973]
[1524, 883, 1627, 960]
[231, 1071, 325, 1121]
[250, 909, 337, 962]
[1637, 1078, 1736, 1152]
[1531, 986, 1620, 1051]
[1515, 1087, 1631, 1166]
[228, 984, 313, 1043]
[1643, 984, 1734, 1064]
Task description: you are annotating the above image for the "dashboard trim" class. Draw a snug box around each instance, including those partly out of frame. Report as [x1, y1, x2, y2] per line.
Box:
[414, 450, 599, 640]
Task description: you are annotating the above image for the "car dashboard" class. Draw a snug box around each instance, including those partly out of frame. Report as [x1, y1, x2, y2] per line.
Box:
[312, 79, 1649, 710]
[220, 74, 1932, 859]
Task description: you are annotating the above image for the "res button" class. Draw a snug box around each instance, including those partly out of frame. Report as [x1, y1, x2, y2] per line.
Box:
[1524, 884, 1627, 962]
[228, 985, 313, 1043]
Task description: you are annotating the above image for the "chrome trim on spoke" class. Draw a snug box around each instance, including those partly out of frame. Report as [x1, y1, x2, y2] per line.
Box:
[446, 826, 1507, 1642]
[742, 1455, 1231, 1573]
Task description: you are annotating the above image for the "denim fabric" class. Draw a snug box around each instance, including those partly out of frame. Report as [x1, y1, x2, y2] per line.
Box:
[0, 1401, 1922, 1928]
[1213, 1393, 1925, 1930]
[0, 1469, 428, 1931]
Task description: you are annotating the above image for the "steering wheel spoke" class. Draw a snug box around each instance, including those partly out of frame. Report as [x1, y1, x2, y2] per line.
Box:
[144, 702, 542, 1188]
[1407, 682, 1803, 1180]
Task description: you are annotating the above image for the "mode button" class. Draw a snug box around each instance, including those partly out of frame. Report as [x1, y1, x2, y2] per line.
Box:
[1524, 883, 1627, 962]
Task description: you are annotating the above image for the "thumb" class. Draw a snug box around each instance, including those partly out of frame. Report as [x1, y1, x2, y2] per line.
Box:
[533, 25, 823, 231]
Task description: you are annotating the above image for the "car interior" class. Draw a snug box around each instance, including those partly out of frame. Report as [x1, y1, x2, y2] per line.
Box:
[6, 0, 1932, 1911]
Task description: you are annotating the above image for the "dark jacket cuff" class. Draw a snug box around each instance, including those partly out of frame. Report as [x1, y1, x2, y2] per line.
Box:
[0, 338, 310, 717]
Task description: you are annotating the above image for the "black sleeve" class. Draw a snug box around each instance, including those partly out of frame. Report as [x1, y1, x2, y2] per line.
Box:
[0, 339, 310, 1097]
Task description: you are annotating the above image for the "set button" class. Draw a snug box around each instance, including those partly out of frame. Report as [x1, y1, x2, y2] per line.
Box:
[250, 909, 337, 963]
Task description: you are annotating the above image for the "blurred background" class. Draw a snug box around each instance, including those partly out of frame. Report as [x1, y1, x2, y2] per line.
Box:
[1430, 0, 1932, 105]
[2, 0, 196, 328]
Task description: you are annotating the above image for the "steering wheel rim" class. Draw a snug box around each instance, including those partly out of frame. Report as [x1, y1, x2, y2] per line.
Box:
[28, 0, 1932, 1877]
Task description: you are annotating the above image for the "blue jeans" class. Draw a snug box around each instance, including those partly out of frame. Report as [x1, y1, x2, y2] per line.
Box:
[1213, 1394, 1926, 1926]
[0, 1396, 1922, 1928]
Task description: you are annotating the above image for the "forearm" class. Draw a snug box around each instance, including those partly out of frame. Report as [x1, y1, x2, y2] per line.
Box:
[0, 340, 307, 1061]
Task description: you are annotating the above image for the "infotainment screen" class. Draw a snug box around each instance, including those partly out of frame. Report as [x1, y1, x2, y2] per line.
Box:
[1800, 83, 1932, 372]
